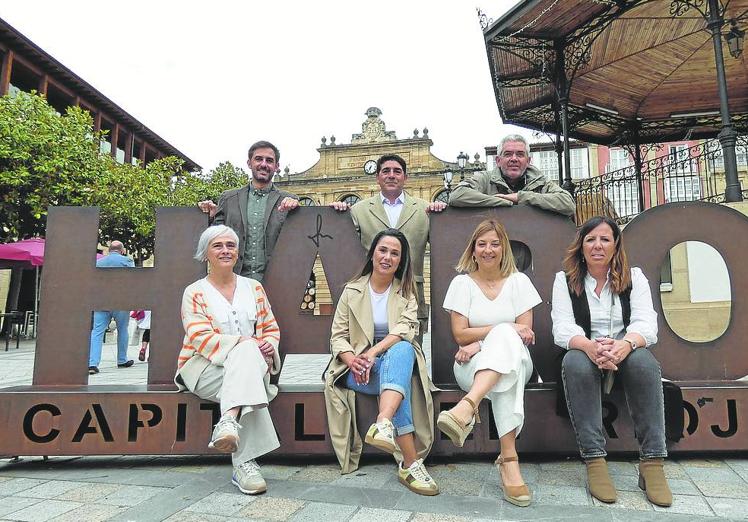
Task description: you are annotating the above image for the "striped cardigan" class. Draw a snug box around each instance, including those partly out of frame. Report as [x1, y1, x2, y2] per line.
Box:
[175, 276, 281, 393]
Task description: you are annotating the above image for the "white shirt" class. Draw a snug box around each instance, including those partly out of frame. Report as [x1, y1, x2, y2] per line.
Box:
[380, 192, 404, 227]
[199, 276, 257, 337]
[551, 267, 658, 349]
[369, 281, 391, 340]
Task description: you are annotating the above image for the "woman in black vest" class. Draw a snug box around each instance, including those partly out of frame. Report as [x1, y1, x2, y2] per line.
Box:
[551, 216, 672, 507]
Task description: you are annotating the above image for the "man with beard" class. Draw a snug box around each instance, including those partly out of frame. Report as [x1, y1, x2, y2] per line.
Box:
[198, 141, 298, 281]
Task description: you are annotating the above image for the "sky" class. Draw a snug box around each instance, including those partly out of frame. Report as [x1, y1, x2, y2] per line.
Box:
[0, 1, 532, 174]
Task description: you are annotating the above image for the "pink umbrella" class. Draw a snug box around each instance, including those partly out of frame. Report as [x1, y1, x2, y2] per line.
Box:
[0, 239, 104, 338]
[0, 238, 46, 266]
[0, 238, 104, 266]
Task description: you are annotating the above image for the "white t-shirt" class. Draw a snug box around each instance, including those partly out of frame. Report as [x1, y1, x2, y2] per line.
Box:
[443, 272, 542, 326]
[369, 281, 391, 340]
[199, 276, 257, 337]
[551, 267, 658, 349]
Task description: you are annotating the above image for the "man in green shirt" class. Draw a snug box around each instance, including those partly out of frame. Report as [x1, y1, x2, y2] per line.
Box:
[199, 141, 298, 280]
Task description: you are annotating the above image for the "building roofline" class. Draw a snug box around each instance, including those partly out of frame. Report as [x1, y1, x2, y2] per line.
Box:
[0, 16, 201, 171]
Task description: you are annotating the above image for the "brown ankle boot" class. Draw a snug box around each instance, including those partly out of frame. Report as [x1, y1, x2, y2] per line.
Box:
[585, 457, 617, 503]
[638, 459, 672, 507]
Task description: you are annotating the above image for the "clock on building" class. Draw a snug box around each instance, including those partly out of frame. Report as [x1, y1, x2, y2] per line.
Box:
[364, 160, 377, 174]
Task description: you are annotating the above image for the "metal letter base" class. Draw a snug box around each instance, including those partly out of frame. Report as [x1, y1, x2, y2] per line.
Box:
[1, 204, 747, 457]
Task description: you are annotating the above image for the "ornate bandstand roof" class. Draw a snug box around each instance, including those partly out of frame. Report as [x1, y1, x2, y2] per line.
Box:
[483, 0, 748, 145]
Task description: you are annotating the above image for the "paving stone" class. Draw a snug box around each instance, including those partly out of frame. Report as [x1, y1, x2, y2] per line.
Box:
[706, 496, 748, 519]
[537, 460, 582, 472]
[163, 511, 231, 522]
[679, 459, 731, 470]
[0, 496, 42, 517]
[662, 462, 689, 480]
[684, 466, 743, 483]
[411, 513, 471, 522]
[693, 480, 748, 499]
[237, 497, 306, 521]
[591, 489, 652, 511]
[607, 460, 639, 476]
[259, 464, 304, 481]
[54, 483, 122, 503]
[392, 491, 500, 519]
[331, 469, 391, 488]
[0, 479, 49, 496]
[6, 499, 81, 522]
[94, 484, 168, 507]
[348, 507, 412, 522]
[47, 504, 127, 522]
[533, 484, 591, 506]
[611, 471, 640, 492]
[15, 481, 87, 499]
[536, 469, 586, 487]
[288, 501, 358, 521]
[653, 494, 715, 516]
[185, 491, 257, 516]
[288, 464, 340, 483]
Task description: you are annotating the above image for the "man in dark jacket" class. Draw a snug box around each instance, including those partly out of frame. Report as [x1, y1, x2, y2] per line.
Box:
[199, 140, 298, 281]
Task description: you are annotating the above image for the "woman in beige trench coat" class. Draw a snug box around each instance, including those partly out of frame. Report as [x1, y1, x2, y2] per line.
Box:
[324, 228, 438, 496]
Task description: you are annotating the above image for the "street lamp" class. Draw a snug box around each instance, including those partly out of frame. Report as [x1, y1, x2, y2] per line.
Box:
[457, 151, 469, 181]
[443, 170, 454, 196]
[726, 20, 745, 58]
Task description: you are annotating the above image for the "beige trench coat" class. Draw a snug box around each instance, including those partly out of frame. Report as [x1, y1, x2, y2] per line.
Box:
[323, 275, 435, 474]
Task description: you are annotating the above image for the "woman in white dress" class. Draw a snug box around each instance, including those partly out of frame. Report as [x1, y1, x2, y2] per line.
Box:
[439, 219, 541, 507]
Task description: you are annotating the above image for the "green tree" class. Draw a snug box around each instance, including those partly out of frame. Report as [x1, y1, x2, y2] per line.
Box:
[0, 91, 107, 242]
[93, 160, 248, 264]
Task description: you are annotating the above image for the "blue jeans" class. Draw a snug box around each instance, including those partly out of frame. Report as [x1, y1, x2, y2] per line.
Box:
[345, 341, 416, 436]
[562, 348, 667, 460]
[89, 310, 131, 367]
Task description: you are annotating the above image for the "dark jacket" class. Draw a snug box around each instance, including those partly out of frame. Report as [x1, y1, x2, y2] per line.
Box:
[212, 183, 297, 276]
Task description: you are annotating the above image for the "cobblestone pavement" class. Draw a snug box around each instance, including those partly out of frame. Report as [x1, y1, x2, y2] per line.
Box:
[1, 338, 746, 521]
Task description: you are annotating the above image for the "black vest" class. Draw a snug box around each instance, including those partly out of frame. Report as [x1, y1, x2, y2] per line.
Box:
[557, 275, 683, 442]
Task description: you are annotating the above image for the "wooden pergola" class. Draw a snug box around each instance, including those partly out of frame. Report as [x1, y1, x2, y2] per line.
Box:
[483, 0, 747, 201]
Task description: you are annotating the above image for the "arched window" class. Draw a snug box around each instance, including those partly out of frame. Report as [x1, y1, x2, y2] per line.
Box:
[434, 190, 450, 204]
[340, 194, 361, 206]
[298, 197, 315, 206]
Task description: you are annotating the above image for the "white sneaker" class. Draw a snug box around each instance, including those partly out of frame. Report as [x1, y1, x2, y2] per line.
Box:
[232, 459, 267, 495]
[364, 418, 397, 454]
[398, 458, 439, 496]
[208, 413, 241, 452]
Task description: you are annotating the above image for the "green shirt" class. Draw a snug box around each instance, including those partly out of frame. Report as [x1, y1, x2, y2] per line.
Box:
[242, 183, 271, 280]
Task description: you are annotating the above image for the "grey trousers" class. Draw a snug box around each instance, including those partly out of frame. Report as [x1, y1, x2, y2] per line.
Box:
[561, 348, 667, 460]
[189, 342, 280, 466]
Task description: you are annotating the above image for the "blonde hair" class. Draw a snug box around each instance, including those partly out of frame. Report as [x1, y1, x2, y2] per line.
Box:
[455, 219, 516, 276]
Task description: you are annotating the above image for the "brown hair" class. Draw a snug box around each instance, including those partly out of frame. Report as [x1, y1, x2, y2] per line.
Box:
[455, 219, 516, 276]
[353, 228, 415, 299]
[562, 216, 631, 296]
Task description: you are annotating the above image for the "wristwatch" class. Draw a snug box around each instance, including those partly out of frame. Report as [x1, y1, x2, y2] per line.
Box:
[623, 339, 638, 351]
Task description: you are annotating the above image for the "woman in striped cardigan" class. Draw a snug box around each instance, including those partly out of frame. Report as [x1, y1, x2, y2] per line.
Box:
[175, 225, 281, 496]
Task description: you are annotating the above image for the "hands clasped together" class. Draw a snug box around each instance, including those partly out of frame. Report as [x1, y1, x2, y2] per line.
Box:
[584, 337, 632, 371]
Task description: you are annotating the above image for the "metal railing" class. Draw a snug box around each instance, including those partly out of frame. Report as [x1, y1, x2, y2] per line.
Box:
[574, 138, 748, 224]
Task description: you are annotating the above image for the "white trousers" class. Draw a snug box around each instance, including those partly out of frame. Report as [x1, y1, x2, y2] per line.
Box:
[189, 341, 279, 466]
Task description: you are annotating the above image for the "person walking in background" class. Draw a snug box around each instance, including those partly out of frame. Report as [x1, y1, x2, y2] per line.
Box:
[88, 240, 135, 375]
[136, 310, 151, 361]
